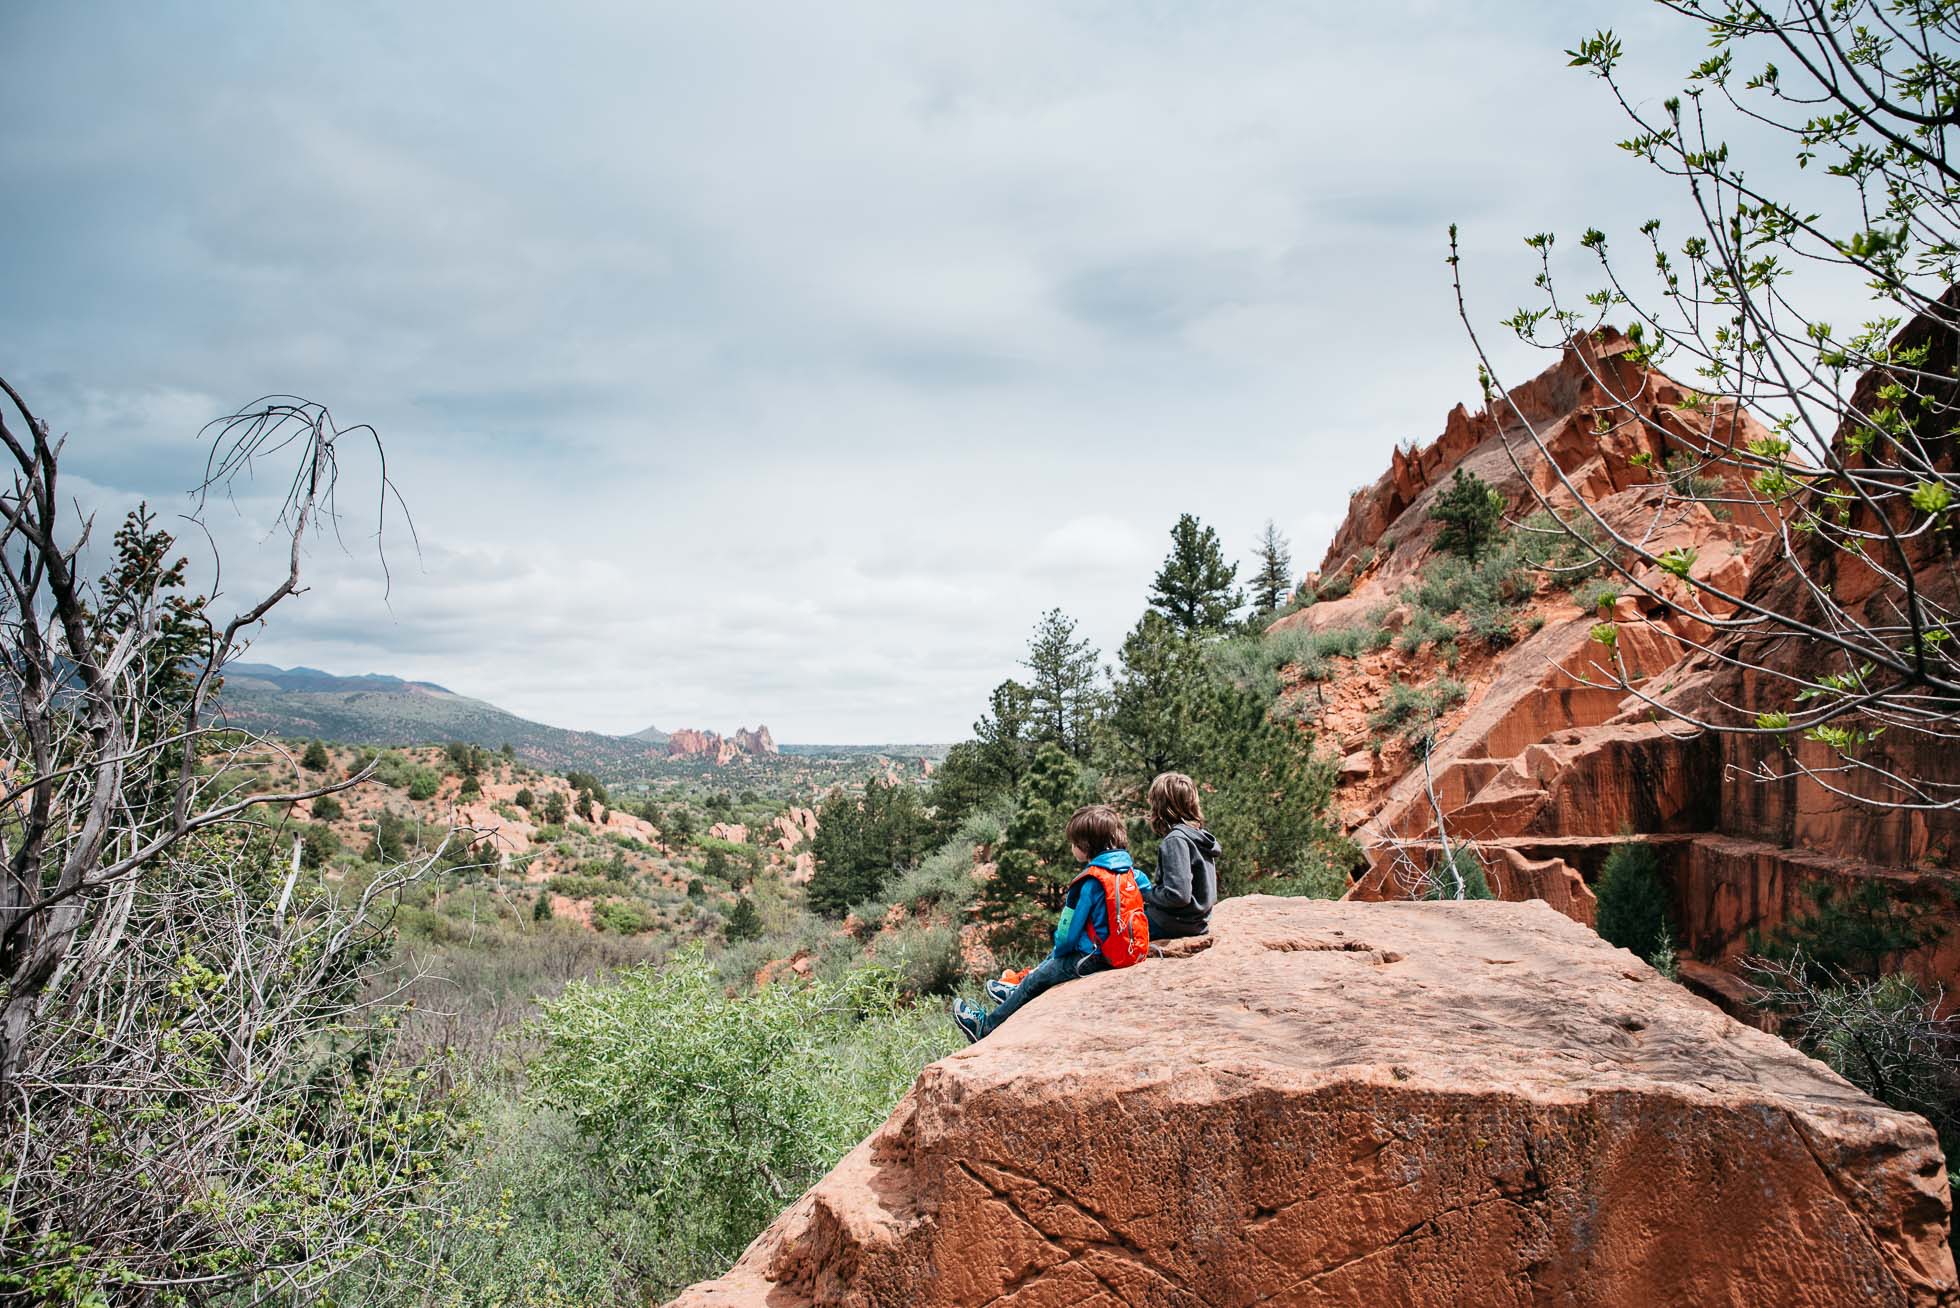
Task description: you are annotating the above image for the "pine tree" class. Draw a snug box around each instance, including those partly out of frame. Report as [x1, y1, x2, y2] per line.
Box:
[724, 895, 763, 942]
[1103, 611, 1208, 782]
[1431, 467, 1505, 560]
[976, 744, 1091, 962]
[1021, 610, 1101, 759]
[302, 740, 331, 772]
[1594, 842, 1673, 957]
[533, 889, 555, 923]
[973, 679, 1037, 789]
[1149, 514, 1242, 633]
[1249, 520, 1294, 618]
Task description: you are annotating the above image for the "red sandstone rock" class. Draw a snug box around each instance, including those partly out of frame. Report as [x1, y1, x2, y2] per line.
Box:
[671, 897, 1956, 1307]
[734, 724, 779, 756]
[668, 728, 739, 765]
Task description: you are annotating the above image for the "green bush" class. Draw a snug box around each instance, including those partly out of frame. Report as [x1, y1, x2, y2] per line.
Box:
[546, 874, 614, 901]
[1394, 608, 1457, 656]
[872, 921, 966, 997]
[885, 840, 981, 914]
[1594, 842, 1674, 957]
[309, 793, 344, 821]
[1422, 846, 1495, 900]
[1465, 599, 1517, 650]
[526, 951, 957, 1282]
[592, 899, 658, 934]
[302, 739, 332, 771]
[1369, 677, 1468, 739]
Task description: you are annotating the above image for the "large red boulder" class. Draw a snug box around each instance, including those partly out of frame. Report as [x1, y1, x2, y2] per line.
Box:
[672, 897, 1955, 1307]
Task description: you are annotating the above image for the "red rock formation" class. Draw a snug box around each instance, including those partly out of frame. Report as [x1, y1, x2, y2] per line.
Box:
[1300, 328, 1958, 1010]
[734, 724, 778, 756]
[672, 897, 1956, 1306]
[668, 728, 739, 765]
[669, 725, 779, 765]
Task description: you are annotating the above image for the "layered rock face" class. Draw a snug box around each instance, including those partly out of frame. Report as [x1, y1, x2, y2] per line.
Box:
[673, 897, 1956, 1307]
[1299, 329, 1958, 1005]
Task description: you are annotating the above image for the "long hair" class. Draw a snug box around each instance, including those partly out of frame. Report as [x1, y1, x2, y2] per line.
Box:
[1148, 772, 1204, 836]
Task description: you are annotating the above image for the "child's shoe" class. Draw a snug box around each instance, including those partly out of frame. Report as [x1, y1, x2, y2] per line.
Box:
[984, 977, 1015, 1005]
[951, 998, 985, 1045]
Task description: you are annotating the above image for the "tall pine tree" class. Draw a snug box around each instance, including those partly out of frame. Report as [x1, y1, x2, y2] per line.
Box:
[1149, 514, 1242, 633]
[1249, 519, 1294, 619]
[1021, 610, 1101, 760]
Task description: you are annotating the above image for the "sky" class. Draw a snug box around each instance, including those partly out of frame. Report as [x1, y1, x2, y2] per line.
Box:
[1, 1, 1717, 742]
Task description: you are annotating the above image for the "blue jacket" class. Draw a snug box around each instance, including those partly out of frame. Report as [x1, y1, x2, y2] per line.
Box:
[1052, 850, 1152, 960]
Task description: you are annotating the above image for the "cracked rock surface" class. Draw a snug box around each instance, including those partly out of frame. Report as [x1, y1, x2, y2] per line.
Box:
[668, 896, 1957, 1307]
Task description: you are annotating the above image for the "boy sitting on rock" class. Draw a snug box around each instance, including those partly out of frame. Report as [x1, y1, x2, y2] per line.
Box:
[953, 804, 1151, 1043]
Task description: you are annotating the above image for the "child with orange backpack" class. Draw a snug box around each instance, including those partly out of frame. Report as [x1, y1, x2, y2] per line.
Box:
[952, 804, 1151, 1043]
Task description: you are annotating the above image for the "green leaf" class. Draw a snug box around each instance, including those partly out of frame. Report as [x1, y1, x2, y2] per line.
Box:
[1910, 480, 1953, 514]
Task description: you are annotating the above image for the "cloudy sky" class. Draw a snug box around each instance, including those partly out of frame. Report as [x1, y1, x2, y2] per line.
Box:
[2, 2, 1712, 742]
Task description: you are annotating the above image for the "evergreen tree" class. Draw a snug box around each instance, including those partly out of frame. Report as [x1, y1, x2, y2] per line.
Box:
[1103, 611, 1208, 781]
[1594, 842, 1674, 957]
[973, 679, 1037, 788]
[302, 740, 332, 772]
[533, 889, 555, 923]
[976, 744, 1092, 962]
[1149, 513, 1242, 633]
[1431, 467, 1505, 561]
[514, 786, 535, 811]
[309, 794, 343, 822]
[1188, 676, 1351, 898]
[1249, 520, 1294, 619]
[724, 895, 763, 942]
[1021, 610, 1101, 759]
[806, 780, 926, 916]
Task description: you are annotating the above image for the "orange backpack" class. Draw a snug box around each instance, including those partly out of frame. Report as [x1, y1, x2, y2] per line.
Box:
[1068, 865, 1151, 968]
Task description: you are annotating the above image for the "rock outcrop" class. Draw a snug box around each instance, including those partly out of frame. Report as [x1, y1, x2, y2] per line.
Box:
[735, 724, 779, 756]
[672, 897, 1956, 1307]
[668, 724, 780, 765]
[1283, 328, 1959, 1009]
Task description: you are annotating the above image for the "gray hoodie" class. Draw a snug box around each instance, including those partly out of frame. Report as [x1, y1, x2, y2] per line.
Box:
[1143, 822, 1219, 938]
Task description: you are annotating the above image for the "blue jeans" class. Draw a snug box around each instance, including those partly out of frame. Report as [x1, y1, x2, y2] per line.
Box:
[977, 951, 1108, 1037]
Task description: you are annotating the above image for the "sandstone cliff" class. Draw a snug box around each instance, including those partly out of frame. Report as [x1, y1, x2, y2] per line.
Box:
[1280, 330, 1958, 1009]
[673, 897, 1956, 1306]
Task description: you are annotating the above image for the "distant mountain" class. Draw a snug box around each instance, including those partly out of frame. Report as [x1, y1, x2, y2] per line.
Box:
[626, 723, 671, 745]
[216, 662, 669, 772]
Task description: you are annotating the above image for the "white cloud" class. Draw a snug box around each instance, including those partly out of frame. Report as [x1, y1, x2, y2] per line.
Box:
[0, 1, 1725, 740]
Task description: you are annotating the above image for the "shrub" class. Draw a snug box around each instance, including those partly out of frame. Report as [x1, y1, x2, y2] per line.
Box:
[1369, 677, 1468, 739]
[885, 841, 980, 914]
[301, 739, 332, 771]
[1594, 842, 1673, 957]
[1465, 600, 1517, 650]
[1394, 607, 1457, 656]
[1422, 846, 1495, 900]
[592, 899, 658, 935]
[309, 793, 344, 821]
[526, 952, 957, 1278]
[298, 822, 342, 869]
[872, 921, 966, 997]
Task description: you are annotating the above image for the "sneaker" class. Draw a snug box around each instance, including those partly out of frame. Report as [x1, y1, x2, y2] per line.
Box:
[984, 977, 1015, 1005]
[951, 998, 985, 1045]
